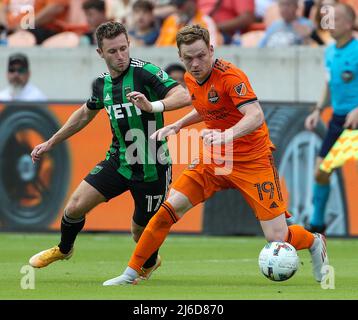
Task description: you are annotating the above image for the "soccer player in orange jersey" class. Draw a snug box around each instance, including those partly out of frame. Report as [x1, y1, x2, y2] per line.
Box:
[103, 25, 329, 286]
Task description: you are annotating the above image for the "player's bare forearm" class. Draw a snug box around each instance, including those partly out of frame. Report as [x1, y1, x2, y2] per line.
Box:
[175, 108, 203, 129]
[49, 104, 99, 147]
[162, 85, 191, 111]
[230, 102, 264, 140]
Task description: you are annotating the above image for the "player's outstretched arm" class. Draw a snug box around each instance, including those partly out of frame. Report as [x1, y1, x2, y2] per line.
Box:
[151, 108, 203, 141]
[31, 103, 99, 162]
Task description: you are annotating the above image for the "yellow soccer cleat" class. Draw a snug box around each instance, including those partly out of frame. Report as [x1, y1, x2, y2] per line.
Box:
[139, 255, 162, 280]
[29, 246, 73, 268]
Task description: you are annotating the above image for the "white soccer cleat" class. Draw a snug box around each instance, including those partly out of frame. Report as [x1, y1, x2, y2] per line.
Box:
[103, 274, 138, 286]
[309, 233, 329, 282]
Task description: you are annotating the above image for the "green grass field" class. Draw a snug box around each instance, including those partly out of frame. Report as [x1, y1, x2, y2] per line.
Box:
[0, 233, 357, 300]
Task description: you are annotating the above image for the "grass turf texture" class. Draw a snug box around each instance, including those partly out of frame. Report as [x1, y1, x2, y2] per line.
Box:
[0, 233, 357, 300]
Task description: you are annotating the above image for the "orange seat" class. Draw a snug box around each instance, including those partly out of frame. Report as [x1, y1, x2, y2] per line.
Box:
[7, 30, 36, 47]
[41, 31, 80, 48]
[264, 1, 304, 28]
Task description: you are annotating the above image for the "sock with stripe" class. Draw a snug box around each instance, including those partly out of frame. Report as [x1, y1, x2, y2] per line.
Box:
[285, 225, 315, 250]
[128, 202, 179, 273]
[58, 213, 85, 254]
[310, 183, 330, 228]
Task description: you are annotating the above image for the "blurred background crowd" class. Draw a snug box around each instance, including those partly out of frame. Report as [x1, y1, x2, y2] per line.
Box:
[0, 0, 357, 49]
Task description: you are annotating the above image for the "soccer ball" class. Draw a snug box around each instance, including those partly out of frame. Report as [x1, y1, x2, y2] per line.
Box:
[258, 241, 299, 281]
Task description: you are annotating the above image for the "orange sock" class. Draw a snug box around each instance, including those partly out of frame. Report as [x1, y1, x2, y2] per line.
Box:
[129, 202, 179, 273]
[285, 225, 315, 250]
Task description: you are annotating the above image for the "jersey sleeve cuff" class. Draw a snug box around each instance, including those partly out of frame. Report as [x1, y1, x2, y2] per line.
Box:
[236, 98, 258, 110]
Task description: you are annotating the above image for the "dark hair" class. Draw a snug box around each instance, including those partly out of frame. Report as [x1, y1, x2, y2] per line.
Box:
[8, 52, 29, 70]
[132, 0, 154, 12]
[165, 63, 186, 75]
[176, 25, 210, 51]
[82, 0, 105, 12]
[336, 3, 356, 25]
[95, 21, 128, 48]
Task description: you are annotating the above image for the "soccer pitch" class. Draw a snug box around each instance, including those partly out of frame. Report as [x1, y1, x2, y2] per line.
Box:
[1, 233, 357, 300]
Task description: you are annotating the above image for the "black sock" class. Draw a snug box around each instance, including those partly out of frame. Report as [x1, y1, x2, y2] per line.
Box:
[58, 214, 85, 254]
[143, 249, 159, 269]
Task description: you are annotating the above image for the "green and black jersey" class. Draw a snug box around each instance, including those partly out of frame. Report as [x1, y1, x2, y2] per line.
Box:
[86, 58, 178, 182]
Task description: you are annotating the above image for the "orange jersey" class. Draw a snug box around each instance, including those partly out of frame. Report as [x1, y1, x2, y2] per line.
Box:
[185, 59, 275, 162]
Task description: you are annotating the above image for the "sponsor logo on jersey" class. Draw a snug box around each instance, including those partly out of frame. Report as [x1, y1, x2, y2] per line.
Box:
[104, 93, 112, 101]
[208, 85, 219, 103]
[341, 70, 354, 83]
[105, 103, 142, 119]
[156, 69, 169, 81]
[269, 201, 279, 209]
[234, 83, 247, 96]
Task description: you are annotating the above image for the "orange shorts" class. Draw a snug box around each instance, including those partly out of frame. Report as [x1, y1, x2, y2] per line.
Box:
[172, 154, 291, 221]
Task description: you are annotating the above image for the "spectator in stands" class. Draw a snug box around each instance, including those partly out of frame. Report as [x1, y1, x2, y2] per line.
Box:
[152, 0, 176, 22]
[165, 63, 186, 87]
[156, 0, 222, 47]
[255, 0, 276, 22]
[302, 0, 315, 18]
[198, 0, 255, 44]
[105, 0, 135, 28]
[0, 53, 46, 101]
[128, 0, 160, 46]
[1, 0, 70, 44]
[309, 0, 337, 45]
[259, 0, 314, 47]
[82, 0, 108, 45]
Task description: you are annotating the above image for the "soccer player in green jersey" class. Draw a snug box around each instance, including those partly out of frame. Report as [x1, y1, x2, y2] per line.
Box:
[28, 21, 191, 280]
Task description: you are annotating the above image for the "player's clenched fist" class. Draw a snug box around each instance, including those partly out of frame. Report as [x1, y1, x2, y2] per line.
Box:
[126, 91, 152, 112]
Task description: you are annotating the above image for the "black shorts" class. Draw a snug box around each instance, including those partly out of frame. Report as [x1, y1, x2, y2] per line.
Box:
[319, 114, 346, 158]
[84, 157, 172, 226]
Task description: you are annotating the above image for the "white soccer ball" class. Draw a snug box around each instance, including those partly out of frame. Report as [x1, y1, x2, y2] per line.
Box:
[258, 241, 299, 281]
